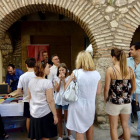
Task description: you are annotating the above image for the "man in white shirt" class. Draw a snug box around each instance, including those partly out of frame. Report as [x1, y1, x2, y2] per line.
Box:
[48, 54, 60, 82]
[17, 58, 36, 133]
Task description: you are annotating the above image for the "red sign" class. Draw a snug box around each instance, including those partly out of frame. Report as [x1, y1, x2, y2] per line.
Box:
[27, 45, 49, 61]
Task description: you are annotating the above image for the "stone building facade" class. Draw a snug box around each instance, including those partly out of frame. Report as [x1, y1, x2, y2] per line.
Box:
[0, 0, 140, 129]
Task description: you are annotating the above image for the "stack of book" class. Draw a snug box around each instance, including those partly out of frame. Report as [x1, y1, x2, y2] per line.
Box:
[0, 90, 23, 104]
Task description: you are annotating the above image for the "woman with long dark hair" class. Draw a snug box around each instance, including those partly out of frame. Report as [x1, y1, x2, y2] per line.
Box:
[104, 48, 136, 140]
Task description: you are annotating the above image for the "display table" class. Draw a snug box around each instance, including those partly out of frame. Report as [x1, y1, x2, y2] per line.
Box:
[0, 103, 24, 117]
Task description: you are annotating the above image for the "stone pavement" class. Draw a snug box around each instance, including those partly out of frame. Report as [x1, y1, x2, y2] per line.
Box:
[4, 114, 138, 140]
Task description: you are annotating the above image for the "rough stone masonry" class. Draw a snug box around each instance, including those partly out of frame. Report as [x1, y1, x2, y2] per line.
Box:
[0, 0, 140, 129]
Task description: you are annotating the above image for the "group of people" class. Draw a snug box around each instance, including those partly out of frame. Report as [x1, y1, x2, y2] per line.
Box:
[0, 42, 140, 140]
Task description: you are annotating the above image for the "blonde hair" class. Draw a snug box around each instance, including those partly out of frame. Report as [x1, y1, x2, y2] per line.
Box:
[76, 51, 95, 71]
[111, 48, 128, 77]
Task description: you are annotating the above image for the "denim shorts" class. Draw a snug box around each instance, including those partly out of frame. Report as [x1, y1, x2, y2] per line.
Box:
[55, 104, 69, 110]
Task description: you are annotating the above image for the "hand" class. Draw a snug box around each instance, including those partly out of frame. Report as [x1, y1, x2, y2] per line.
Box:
[61, 73, 65, 79]
[53, 116, 58, 125]
[59, 74, 62, 80]
[7, 95, 12, 98]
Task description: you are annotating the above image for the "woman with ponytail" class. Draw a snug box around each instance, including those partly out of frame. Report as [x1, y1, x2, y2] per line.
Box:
[104, 48, 136, 140]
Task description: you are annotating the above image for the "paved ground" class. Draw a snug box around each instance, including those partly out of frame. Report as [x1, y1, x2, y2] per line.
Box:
[3, 114, 139, 140]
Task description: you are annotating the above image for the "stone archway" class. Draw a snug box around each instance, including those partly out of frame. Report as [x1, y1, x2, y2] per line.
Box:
[111, 1, 140, 54]
[1, 0, 133, 129]
[0, 0, 112, 58]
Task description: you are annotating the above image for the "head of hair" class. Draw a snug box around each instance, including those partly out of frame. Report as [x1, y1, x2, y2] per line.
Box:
[130, 42, 140, 50]
[25, 57, 36, 68]
[76, 51, 95, 71]
[42, 51, 48, 55]
[34, 61, 46, 77]
[111, 48, 128, 77]
[51, 54, 58, 60]
[57, 63, 68, 77]
[7, 64, 15, 69]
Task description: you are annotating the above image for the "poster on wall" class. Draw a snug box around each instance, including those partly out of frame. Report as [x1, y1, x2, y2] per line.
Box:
[27, 45, 49, 61]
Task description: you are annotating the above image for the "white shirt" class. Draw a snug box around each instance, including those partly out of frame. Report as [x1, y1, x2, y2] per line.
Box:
[48, 65, 58, 82]
[66, 69, 101, 133]
[17, 72, 36, 102]
[28, 78, 53, 118]
[54, 75, 70, 106]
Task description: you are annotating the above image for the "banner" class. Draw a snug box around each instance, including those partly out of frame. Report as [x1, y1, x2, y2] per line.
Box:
[27, 45, 49, 61]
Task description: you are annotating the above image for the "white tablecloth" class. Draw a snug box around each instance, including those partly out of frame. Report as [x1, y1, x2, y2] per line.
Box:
[0, 103, 24, 117]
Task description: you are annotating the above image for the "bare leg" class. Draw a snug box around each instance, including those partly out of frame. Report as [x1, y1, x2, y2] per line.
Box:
[76, 132, 84, 140]
[86, 125, 94, 140]
[108, 115, 118, 140]
[26, 118, 30, 133]
[120, 114, 130, 140]
[64, 110, 71, 136]
[57, 108, 63, 138]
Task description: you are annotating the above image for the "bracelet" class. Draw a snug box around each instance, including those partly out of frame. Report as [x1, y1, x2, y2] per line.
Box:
[53, 114, 57, 117]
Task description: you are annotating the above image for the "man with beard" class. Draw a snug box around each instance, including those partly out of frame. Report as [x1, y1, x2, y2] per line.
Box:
[6, 64, 24, 93]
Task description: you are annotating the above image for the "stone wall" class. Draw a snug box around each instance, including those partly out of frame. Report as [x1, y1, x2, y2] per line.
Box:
[1, 23, 22, 81]
[0, 0, 140, 129]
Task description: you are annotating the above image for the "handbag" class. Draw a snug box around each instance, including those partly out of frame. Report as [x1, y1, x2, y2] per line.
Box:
[63, 70, 78, 102]
[131, 91, 140, 113]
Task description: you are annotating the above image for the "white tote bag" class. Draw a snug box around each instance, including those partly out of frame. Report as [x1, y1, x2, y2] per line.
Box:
[63, 70, 78, 102]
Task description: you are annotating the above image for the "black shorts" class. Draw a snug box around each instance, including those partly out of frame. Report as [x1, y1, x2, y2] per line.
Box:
[23, 102, 30, 118]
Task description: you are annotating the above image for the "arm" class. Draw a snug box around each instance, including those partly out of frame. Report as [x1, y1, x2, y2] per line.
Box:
[5, 74, 10, 93]
[96, 80, 101, 95]
[17, 77, 23, 95]
[17, 88, 23, 95]
[46, 88, 58, 124]
[130, 69, 136, 95]
[62, 78, 66, 88]
[61, 74, 66, 87]
[65, 73, 74, 91]
[104, 68, 111, 103]
[54, 80, 61, 92]
[7, 85, 11, 93]
[28, 88, 31, 105]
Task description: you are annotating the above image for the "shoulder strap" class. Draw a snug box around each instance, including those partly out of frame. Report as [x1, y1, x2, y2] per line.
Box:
[113, 67, 122, 77]
[112, 67, 117, 79]
[73, 70, 78, 81]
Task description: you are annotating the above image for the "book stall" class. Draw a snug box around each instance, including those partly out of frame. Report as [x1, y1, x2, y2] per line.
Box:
[0, 90, 25, 130]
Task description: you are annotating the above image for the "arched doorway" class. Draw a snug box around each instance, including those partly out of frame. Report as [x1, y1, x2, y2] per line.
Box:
[0, 0, 111, 56]
[0, 0, 113, 128]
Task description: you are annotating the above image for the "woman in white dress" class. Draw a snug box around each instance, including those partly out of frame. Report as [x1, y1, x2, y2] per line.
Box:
[65, 51, 101, 140]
